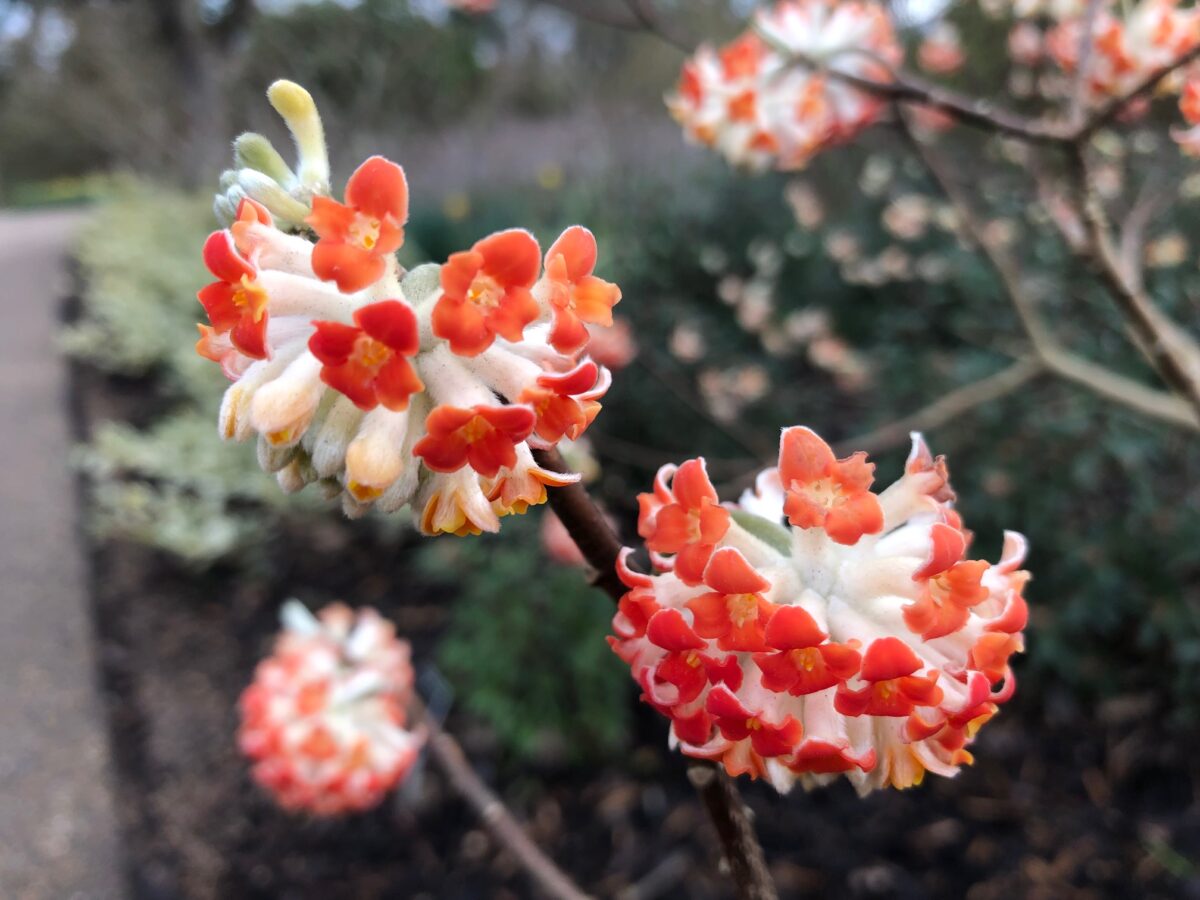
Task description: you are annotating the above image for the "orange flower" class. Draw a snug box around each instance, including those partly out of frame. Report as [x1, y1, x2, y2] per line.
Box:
[307, 156, 409, 293]
[413, 404, 537, 477]
[197, 230, 270, 359]
[778, 426, 883, 544]
[539, 226, 622, 354]
[685, 547, 777, 652]
[518, 360, 606, 444]
[638, 458, 730, 585]
[431, 229, 541, 356]
[835, 638, 943, 718]
[308, 300, 424, 412]
[753, 606, 862, 695]
[903, 523, 990, 640]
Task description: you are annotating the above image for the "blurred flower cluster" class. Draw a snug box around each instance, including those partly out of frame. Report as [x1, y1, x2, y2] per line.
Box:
[240, 601, 421, 814]
[200, 81, 621, 536]
[612, 429, 1028, 794]
[667, 0, 901, 170]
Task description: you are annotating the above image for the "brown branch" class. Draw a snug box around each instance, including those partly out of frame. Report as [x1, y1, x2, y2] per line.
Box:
[838, 358, 1045, 457]
[687, 764, 777, 900]
[895, 110, 1200, 431]
[774, 49, 1069, 144]
[619, 0, 692, 53]
[533, 448, 779, 900]
[412, 698, 592, 900]
[1063, 143, 1200, 423]
[536, 0, 644, 30]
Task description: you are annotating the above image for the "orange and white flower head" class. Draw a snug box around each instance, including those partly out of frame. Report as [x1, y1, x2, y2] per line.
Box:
[612, 427, 1029, 795]
[198, 82, 621, 536]
[667, 0, 900, 171]
[238, 601, 422, 815]
[1048, 0, 1200, 106]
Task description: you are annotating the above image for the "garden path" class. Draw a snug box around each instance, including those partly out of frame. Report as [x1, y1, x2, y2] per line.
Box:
[0, 207, 124, 898]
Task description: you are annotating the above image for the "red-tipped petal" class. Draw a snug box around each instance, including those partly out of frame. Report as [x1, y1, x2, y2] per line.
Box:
[476, 229, 541, 288]
[375, 355, 424, 412]
[355, 300, 419, 354]
[647, 608, 706, 652]
[860, 637, 923, 682]
[202, 230, 254, 283]
[545, 225, 598, 281]
[778, 426, 836, 485]
[703, 547, 770, 595]
[309, 321, 362, 365]
[312, 240, 386, 293]
[763, 605, 826, 650]
[344, 156, 410, 223]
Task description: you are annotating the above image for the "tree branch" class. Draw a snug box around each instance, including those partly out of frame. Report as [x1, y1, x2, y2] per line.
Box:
[775, 50, 1070, 143]
[838, 358, 1045, 457]
[412, 698, 592, 900]
[532, 448, 779, 900]
[895, 110, 1200, 431]
[1064, 142, 1200, 423]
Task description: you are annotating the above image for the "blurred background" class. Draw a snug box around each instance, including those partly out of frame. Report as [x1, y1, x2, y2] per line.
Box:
[2, 0, 1199, 897]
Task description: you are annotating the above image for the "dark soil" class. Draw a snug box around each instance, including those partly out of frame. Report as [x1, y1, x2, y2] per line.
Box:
[69, 334, 1200, 900]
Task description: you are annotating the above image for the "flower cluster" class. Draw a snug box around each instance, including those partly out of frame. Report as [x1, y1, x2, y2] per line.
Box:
[239, 601, 422, 815]
[667, 0, 901, 171]
[611, 427, 1028, 794]
[1047, 0, 1200, 106]
[198, 82, 621, 535]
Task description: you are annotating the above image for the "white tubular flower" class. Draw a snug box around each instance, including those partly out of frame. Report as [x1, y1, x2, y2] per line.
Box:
[196, 84, 622, 536]
[612, 427, 1029, 795]
[238, 601, 421, 815]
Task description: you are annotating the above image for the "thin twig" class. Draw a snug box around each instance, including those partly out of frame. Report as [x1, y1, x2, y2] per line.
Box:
[532, 448, 779, 900]
[619, 0, 692, 52]
[895, 110, 1200, 431]
[412, 698, 592, 900]
[839, 358, 1045, 457]
[777, 50, 1070, 143]
[1064, 142, 1200, 422]
[537, 0, 643, 30]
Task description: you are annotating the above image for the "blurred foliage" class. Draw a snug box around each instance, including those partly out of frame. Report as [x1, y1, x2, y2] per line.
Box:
[66, 182, 321, 565]
[235, 0, 485, 130]
[423, 516, 630, 764]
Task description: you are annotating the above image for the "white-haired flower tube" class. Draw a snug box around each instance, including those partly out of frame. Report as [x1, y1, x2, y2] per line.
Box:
[611, 427, 1029, 795]
[238, 601, 422, 815]
[196, 82, 622, 535]
[667, 0, 900, 171]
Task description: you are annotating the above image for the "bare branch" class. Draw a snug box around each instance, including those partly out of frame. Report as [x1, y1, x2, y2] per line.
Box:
[777, 51, 1070, 143]
[620, 0, 692, 52]
[413, 698, 592, 900]
[838, 358, 1044, 457]
[532, 448, 779, 900]
[1064, 143, 1200, 423]
[895, 110, 1200, 431]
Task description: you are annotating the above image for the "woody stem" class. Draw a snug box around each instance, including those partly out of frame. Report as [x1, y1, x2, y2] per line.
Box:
[533, 448, 779, 900]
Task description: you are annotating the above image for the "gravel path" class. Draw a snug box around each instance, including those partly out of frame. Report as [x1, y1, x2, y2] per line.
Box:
[0, 207, 124, 899]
